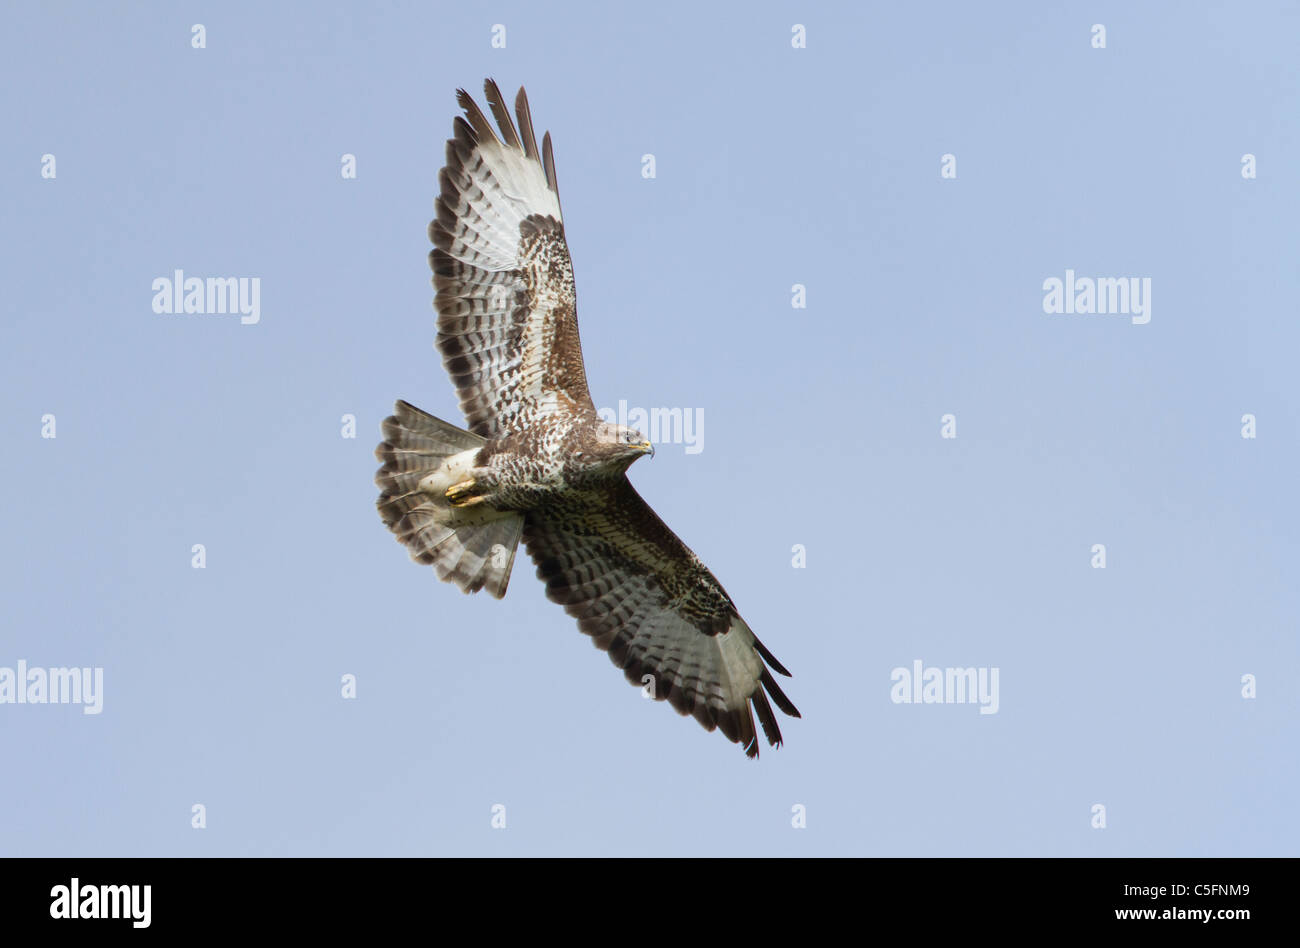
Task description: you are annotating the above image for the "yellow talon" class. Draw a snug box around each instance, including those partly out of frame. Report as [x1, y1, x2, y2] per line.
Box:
[445, 479, 484, 507]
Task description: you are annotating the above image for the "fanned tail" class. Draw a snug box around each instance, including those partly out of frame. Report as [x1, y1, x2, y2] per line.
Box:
[375, 400, 523, 598]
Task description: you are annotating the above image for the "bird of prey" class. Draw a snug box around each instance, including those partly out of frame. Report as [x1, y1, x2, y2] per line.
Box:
[375, 80, 799, 757]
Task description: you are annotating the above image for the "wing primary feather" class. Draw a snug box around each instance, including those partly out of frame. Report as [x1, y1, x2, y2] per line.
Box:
[484, 78, 522, 150]
[515, 86, 540, 160]
[760, 668, 801, 718]
[741, 703, 760, 759]
[457, 88, 498, 144]
[752, 632, 793, 677]
[752, 689, 783, 748]
[542, 131, 562, 209]
[450, 117, 477, 155]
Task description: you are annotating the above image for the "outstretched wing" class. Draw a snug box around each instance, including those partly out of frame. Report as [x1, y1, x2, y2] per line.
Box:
[523, 479, 800, 758]
[430, 80, 593, 440]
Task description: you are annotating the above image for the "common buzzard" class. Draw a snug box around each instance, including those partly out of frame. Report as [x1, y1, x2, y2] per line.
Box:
[376, 80, 799, 757]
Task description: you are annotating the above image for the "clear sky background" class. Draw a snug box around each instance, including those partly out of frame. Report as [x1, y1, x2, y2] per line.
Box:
[2, 1, 1296, 856]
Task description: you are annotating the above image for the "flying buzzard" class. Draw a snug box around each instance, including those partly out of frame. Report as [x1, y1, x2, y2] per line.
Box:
[375, 80, 799, 757]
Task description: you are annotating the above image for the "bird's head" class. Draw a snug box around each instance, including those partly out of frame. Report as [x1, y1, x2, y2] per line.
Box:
[583, 421, 654, 471]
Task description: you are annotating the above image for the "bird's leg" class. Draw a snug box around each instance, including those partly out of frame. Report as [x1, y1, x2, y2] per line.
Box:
[445, 478, 487, 507]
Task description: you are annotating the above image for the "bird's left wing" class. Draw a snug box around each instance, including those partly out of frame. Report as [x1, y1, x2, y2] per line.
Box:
[523, 478, 800, 758]
[431, 80, 594, 440]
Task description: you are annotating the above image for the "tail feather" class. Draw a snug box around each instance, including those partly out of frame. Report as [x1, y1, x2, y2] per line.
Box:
[375, 400, 524, 599]
[429, 516, 524, 598]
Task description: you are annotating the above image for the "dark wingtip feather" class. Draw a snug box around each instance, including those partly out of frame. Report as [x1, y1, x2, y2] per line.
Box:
[514, 86, 540, 160]
[542, 131, 562, 216]
[542, 131, 559, 190]
[735, 702, 759, 758]
[752, 632, 793, 677]
[484, 78, 522, 150]
[457, 87, 497, 145]
[752, 689, 783, 748]
[453, 89, 480, 140]
[761, 668, 801, 718]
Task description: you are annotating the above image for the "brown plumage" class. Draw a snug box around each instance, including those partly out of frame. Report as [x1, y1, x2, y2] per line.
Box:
[376, 79, 799, 757]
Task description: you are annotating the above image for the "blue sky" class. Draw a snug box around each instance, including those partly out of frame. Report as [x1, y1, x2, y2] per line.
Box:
[1, 1, 1296, 856]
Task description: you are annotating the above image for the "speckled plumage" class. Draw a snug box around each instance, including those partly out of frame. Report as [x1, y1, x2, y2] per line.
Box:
[376, 80, 799, 758]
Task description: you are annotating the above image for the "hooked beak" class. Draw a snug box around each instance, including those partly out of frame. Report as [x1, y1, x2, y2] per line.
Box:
[638, 441, 655, 458]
